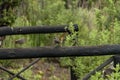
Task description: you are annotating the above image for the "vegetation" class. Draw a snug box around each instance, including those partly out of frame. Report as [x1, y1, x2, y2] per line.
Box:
[0, 0, 120, 80]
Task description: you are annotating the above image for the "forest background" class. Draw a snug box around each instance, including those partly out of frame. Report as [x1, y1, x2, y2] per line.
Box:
[0, 0, 120, 80]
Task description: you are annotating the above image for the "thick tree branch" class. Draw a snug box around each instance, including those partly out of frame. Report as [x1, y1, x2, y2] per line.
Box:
[0, 24, 78, 36]
[0, 45, 119, 59]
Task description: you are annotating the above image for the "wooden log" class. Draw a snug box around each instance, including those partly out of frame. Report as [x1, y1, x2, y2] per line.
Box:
[0, 45, 119, 59]
[0, 24, 78, 36]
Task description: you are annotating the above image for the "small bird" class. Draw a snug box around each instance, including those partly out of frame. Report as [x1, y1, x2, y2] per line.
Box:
[53, 33, 67, 48]
[54, 37, 60, 44]
[103, 68, 115, 79]
[53, 37, 60, 48]
[15, 38, 26, 45]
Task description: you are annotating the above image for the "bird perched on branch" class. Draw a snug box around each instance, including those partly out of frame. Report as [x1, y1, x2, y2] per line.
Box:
[53, 37, 60, 48]
[53, 33, 67, 48]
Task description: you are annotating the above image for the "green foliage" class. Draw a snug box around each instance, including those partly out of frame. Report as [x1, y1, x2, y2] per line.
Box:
[60, 1, 120, 79]
[1, 0, 120, 79]
[90, 72, 103, 80]
[0, 0, 21, 26]
[90, 64, 120, 80]
[0, 64, 42, 80]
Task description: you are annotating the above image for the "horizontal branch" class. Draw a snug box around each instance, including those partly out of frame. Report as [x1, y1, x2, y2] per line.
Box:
[0, 24, 78, 36]
[0, 45, 119, 59]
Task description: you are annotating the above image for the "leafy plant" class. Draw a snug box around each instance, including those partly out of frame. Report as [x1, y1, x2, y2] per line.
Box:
[1, 0, 120, 80]
[90, 64, 120, 80]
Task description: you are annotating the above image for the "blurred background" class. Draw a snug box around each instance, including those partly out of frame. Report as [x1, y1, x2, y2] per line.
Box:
[0, 0, 120, 80]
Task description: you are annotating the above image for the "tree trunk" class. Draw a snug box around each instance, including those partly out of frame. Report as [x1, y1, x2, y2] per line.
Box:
[64, 0, 71, 9]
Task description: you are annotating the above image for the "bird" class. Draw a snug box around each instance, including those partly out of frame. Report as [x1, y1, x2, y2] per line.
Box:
[103, 68, 115, 79]
[14, 38, 26, 45]
[53, 37, 60, 48]
[54, 37, 60, 44]
[53, 33, 67, 47]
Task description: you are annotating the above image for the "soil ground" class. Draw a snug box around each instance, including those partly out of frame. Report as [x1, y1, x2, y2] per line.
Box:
[32, 59, 70, 80]
[0, 59, 70, 80]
